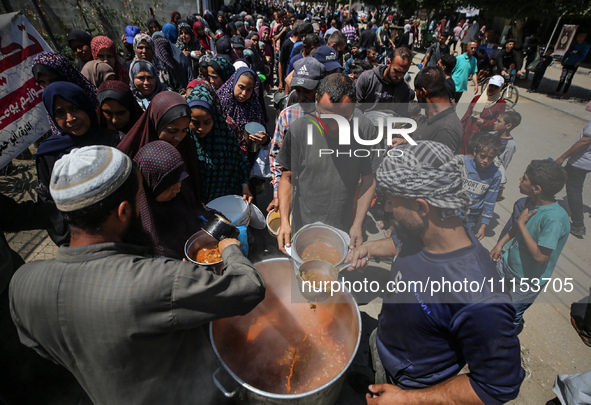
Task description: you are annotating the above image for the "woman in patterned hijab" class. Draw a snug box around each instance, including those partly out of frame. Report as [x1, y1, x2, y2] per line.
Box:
[118, 91, 203, 201]
[216, 67, 265, 132]
[32, 51, 98, 136]
[176, 22, 201, 55]
[186, 81, 252, 203]
[206, 56, 235, 89]
[90, 35, 130, 84]
[134, 140, 204, 259]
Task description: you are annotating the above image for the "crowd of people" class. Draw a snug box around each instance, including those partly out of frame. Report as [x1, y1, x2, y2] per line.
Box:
[1, 0, 591, 403]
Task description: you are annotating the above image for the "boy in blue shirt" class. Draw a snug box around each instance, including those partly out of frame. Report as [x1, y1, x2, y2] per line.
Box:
[461, 133, 503, 239]
[491, 159, 570, 331]
[555, 32, 589, 98]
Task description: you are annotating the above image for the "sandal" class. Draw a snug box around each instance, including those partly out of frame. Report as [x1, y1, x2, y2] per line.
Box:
[570, 315, 591, 347]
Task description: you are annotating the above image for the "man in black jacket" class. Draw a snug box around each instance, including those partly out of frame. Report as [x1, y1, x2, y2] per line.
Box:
[497, 39, 522, 79]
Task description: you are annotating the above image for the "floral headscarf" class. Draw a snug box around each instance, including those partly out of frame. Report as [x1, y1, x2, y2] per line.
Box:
[217, 67, 264, 131]
[186, 81, 249, 202]
[90, 35, 130, 84]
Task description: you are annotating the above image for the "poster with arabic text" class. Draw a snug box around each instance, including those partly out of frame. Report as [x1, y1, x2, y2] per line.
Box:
[0, 12, 53, 169]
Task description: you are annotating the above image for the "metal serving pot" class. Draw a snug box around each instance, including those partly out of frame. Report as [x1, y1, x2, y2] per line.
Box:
[184, 230, 223, 274]
[210, 258, 361, 404]
[290, 224, 348, 266]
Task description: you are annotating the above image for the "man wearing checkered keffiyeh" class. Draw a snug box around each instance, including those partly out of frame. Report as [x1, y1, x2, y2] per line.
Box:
[348, 140, 524, 404]
[376, 140, 471, 220]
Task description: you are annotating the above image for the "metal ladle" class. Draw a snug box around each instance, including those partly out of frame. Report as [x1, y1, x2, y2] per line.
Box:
[295, 259, 368, 302]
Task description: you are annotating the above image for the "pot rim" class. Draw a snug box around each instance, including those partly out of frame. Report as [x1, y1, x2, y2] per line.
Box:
[209, 257, 362, 399]
[184, 230, 223, 266]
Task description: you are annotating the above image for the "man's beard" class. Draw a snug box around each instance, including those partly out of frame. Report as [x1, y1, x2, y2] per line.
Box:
[392, 218, 424, 240]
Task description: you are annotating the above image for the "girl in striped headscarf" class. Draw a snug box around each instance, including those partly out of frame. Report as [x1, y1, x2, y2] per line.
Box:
[90, 36, 130, 84]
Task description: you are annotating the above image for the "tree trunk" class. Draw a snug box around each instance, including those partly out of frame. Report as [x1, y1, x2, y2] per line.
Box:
[511, 18, 526, 48]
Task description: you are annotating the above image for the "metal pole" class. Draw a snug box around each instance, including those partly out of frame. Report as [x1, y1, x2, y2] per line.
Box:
[30, 0, 60, 52]
[545, 12, 565, 53]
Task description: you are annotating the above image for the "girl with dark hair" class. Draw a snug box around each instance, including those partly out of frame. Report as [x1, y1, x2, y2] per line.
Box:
[67, 29, 93, 70]
[98, 80, 145, 134]
[118, 92, 203, 201]
[186, 81, 252, 202]
[134, 141, 204, 258]
[146, 18, 162, 35]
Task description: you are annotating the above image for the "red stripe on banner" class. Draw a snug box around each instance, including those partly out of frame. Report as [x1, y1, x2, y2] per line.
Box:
[0, 77, 43, 128]
[0, 31, 45, 74]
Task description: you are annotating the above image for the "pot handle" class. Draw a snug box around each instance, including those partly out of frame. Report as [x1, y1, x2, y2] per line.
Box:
[212, 367, 239, 398]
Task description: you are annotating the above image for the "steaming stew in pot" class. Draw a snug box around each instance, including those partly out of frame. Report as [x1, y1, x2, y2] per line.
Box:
[217, 295, 349, 395]
[194, 243, 221, 264]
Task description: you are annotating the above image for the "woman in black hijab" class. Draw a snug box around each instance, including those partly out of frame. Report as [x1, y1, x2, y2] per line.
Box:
[67, 30, 93, 70]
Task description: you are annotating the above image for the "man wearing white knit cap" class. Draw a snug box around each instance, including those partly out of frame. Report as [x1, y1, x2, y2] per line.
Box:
[9, 146, 265, 405]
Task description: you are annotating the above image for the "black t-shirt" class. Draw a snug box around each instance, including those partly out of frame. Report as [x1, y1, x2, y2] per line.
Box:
[279, 38, 296, 79]
[497, 49, 522, 72]
[276, 112, 375, 231]
[359, 29, 377, 49]
[445, 77, 457, 104]
[412, 107, 463, 153]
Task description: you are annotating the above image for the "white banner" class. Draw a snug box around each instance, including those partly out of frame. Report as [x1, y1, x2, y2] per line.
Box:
[0, 12, 53, 169]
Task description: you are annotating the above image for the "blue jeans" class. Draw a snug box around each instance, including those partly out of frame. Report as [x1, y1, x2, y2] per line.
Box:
[565, 164, 590, 229]
[496, 259, 541, 328]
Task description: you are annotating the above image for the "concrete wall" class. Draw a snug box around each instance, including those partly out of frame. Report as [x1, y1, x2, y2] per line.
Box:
[1, 0, 205, 52]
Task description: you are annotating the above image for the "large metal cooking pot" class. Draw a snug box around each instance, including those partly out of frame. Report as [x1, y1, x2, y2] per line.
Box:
[210, 258, 361, 404]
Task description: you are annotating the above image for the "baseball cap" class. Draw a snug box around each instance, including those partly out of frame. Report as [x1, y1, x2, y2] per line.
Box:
[216, 37, 232, 55]
[231, 35, 245, 49]
[291, 57, 326, 90]
[488, 75, 504, 87]
[312, 45, 342, 71]
[125, 26, 141, 44]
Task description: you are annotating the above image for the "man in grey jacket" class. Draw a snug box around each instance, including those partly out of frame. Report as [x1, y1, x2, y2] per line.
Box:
[356, 47, 414, 115]
[9, 146, 266, 405]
